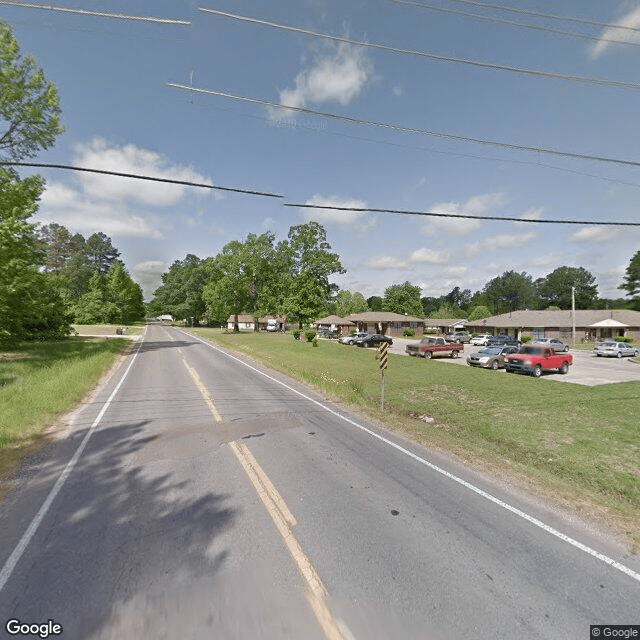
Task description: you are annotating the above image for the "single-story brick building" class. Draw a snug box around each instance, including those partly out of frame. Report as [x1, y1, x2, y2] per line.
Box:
[464, 309, 640, 343]
[347, 312, 425, 336]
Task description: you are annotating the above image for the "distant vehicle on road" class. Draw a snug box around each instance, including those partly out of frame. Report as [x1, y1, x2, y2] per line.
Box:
[486, 334, 521, 347]
[445, 332, 471, 343]
[339, 332, 369, 345]
[593, 342, 639, 358]
[467, 345, 519, 369]
[406, 336, 463, 359]
[355, 334, 393, 348]
[534, 337, 569, 352]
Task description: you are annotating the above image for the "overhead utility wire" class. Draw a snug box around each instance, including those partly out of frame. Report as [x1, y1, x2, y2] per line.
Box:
[1, 163, 283, 198]
[167, 83, 640, 170]
[391, 0, 640, 48]
[0, 0, 191, 24]
[446, 0, 640, 33]
[285, 204, 640, 226]
[198, 8, 640, 91]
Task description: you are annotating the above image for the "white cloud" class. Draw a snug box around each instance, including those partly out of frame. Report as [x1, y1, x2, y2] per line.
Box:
[421, 192, 507, 236]
[408, 247, 451, 264]
[277, 43, 373, 113]
[363, 255, 408, 270]
[591, 7, 640, 58]
[514, 207, 544, 225]
[463, 231, 539, 258]
[301, 194, 377, 231]
[569, 226, 622, 243]
[73, 138, 216, 206]
[131, 260, 169, 299]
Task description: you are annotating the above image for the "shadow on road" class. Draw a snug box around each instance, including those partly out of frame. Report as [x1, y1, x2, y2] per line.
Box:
[0, 418, 238, 639]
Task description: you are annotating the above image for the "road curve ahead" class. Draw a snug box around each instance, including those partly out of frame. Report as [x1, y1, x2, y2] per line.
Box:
[1, 323, 638, 639]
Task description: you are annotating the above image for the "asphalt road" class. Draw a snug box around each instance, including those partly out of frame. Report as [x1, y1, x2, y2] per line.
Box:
[1, 323, 639, 639]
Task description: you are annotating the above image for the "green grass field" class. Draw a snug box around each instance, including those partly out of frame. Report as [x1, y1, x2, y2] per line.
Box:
[188, 328, 640, 547]
[0, 338, 128, 485]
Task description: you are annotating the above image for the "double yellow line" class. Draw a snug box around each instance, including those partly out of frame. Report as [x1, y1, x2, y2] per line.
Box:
[181, 355, 348, 640]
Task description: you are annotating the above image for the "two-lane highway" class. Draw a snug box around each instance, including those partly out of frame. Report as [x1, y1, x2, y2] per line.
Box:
[1, 323, 638, 639]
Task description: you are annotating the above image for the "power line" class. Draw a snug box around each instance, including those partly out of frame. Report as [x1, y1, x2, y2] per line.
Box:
[445, 0, 640, 34]
[1, 162, 284, 198]
[285, 203, 640, 226]
[197, 7, 640, 91]
[167, 83, 640, 170]
[391, 0, 640, 49]
[0, 0, 191, 24]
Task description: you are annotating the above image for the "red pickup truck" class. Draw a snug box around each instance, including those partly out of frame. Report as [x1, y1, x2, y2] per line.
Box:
[504, 345, 573, 377]
[406, 337, 464, 359]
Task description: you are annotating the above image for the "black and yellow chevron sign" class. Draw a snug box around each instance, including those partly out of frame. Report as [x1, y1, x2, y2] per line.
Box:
[379, 342, 388, 370]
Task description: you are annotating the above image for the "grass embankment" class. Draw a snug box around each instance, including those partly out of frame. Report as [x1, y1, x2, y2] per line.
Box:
[72, 323, 145, 337]
[0, 338, 128, 485]
[189, 328, 640, 547]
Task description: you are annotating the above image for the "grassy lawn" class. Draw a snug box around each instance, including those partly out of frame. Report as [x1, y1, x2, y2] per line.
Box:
[188, 328, 640, 547]
[0, 338, 129, 490]
[72, 323, 145, 337]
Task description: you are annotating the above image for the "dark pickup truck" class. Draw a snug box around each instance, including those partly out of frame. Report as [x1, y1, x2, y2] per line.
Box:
[504, 346, 573, 377]
[406, 337, 464, 359]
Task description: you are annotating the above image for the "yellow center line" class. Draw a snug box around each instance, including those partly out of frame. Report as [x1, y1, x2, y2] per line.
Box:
[180, 356, 347, 640]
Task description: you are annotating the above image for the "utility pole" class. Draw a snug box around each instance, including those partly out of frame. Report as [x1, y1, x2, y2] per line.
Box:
[571, 285, 576, 347]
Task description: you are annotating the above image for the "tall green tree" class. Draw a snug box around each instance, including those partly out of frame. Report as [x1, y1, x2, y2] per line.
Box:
[106, 260, 145, 324]
[483, 270, 539, 314]
[0, 20, 63, 162]
[467, 305, 492, 321]
[280, 222, 345, 327]
[383, 281, 423, 317]
[367, 295, 383, 311]
[619, 251, 640, 309]
[335, 290, 368, 317]
[536, 266, 598, 309]
[0, 170, 71, 342]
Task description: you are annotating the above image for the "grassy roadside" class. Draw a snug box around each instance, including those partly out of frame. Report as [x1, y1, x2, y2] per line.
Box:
[0, 338, 129, 491]
[72, 323, 145, 337]
[188, 328, 640, 548]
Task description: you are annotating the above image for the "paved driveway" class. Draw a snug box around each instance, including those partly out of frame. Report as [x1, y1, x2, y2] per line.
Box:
[393, 338, 640, 386]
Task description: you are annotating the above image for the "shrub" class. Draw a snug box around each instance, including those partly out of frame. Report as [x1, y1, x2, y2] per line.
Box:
[521, 335, 532, 343]
[293, 329, 301, 340]
[312, 338, 318, 347]
[617, 336, 633, 343]
[305, 330, 316, 342]
[403, 328, 415, 337]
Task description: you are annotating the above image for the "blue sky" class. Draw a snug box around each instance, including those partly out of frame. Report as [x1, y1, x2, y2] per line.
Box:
[4, 0, 640, 301]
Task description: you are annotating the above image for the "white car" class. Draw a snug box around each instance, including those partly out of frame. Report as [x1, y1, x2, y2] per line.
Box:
[470, 334, 492, 346]
[534, 337, 569, 352]
[594, 342, 639, 358]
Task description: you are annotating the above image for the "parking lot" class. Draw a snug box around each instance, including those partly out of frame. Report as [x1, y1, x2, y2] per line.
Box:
[389, 338, 640, 386]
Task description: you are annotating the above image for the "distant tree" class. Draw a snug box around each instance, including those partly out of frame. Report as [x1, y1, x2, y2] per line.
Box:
[335, 290, 368, 316]
[85, 232, 121, 275]
[443, 286, 472, 313]
[72, 273, 118, 324]
[619, 251, 640, 309]
[367, 295, 383, 311]
[467, 305, 492, 321]
[483, 270, 539, 314]
[537, 266, 598, 309]
[106, 260, 145, 324]
[421, 296, 440, 317]
[383, 281, 423, 317]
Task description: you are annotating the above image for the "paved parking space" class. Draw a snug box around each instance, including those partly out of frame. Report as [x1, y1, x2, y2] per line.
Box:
[390, 338, 640, 386]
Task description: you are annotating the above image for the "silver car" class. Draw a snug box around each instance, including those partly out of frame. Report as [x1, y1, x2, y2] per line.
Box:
[593, 342, 639, 358]
[533, 338, 569, 352]
[467, 345, 519, 369]
[338, 332, 369, 345]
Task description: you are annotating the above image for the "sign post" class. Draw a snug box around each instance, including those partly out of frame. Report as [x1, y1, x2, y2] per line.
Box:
[378, 342, 388, 410]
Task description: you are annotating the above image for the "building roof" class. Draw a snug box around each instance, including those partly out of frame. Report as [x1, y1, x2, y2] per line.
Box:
[314, 315, 355, 325]
[424, 317, 467, 327]
[348, 311, 424, 323]
[466, 309, 640, 328]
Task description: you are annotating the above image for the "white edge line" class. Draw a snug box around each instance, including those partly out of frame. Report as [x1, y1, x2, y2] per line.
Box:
[0, 326, 147, 592]
[183, 329, 640, 585]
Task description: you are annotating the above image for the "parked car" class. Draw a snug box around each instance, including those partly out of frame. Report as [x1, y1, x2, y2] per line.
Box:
[406, 336, 463, 359]
[504, 346, 573, 377]
[486, 334, 521, 347]
[593, 341, 639, 358]
[470, 334, 492, 346]
[339, 332, 369, 345]
[445, 332, 471, 343]
[355, 334, 393, 348]
[533, 337, 569, 352]
[467, 345, 519, 369]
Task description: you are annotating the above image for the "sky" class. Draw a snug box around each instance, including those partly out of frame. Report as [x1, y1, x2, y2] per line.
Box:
[3, 0, 640, 302]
